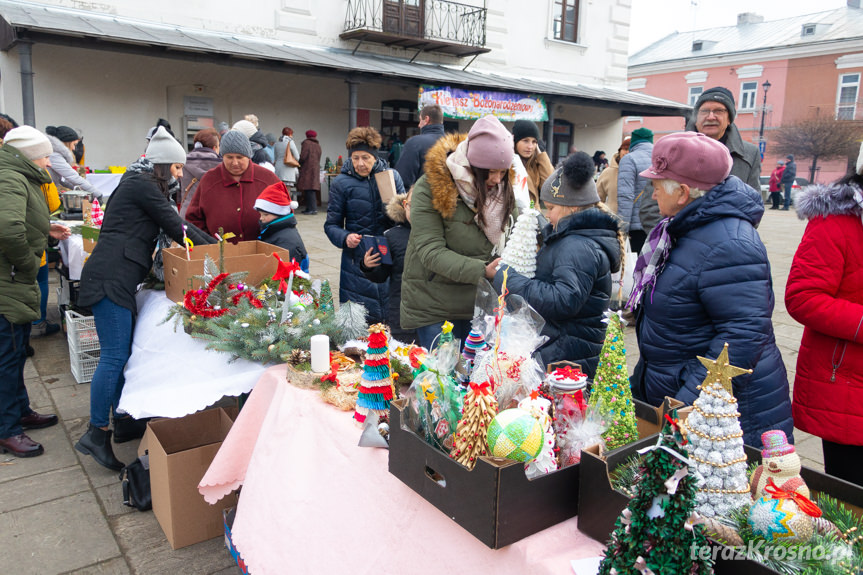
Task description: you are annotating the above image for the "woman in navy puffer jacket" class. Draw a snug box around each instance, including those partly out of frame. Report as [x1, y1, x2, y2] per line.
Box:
[324, 126, 405, 324]
[629, 132, 792, 448]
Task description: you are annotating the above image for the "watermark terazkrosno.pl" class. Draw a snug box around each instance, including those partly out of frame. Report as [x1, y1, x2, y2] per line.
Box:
[691, 541, 854, 562]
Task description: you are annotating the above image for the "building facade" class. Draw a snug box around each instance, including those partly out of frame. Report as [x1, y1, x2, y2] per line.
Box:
[0, 0, 688, 190]
[627, 2, 863, 184]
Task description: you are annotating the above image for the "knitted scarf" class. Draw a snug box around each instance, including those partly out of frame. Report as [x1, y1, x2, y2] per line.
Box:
[626, 217, 673, 311]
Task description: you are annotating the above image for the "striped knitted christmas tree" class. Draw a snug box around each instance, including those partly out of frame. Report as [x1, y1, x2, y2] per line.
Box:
[354, 324, 395, 424]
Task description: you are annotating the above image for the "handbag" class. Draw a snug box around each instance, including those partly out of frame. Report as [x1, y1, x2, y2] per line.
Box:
[283, 140, 300, 168]
[119, 452, 152, 511]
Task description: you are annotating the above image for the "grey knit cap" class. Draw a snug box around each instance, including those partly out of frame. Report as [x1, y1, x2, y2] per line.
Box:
[144, 126, 186, 165]
[540, 152, 600, 207]
[220, 130, 253, 158]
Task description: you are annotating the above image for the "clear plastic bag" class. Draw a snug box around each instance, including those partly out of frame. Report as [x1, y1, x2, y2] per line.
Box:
[557, 395, 607, 468]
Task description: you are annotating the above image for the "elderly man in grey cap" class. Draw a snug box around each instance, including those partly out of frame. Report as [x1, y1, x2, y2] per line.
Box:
[186, 129, 280, 242]
[685, 86, 761, 193]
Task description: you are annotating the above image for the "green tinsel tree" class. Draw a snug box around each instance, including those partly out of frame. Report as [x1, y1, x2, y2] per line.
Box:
[589, 311, 638, 450]
[599, 412, 714, 575]
[319, 280, 334, 313]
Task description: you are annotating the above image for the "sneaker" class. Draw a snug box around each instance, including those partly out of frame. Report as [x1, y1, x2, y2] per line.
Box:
[31, 321, 61, 337]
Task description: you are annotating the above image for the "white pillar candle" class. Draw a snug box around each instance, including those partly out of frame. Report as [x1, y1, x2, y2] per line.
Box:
[310, 334, 330, 373]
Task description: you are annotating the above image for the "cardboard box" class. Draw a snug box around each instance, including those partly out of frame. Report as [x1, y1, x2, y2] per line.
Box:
[387, 397, 674, 549]
[578, 434, 863, 574]
[162, 241, 290, 303]
[146, 408, 238, 549]
[223, 507, 250, 574]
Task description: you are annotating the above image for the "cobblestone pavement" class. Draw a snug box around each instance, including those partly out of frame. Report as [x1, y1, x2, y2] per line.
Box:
[0, 207, 813, 574]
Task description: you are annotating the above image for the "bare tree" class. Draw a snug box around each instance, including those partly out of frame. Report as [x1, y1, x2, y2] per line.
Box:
[771, 116, 861, 181]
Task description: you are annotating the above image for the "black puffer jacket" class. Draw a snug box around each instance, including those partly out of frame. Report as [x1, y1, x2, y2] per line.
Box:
[324, 157, 405, 323]
[258, 214, 307, 266]
[493, 208, 621, 376]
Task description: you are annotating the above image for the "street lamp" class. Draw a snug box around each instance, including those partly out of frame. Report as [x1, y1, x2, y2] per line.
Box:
[758, 79, 771, 143]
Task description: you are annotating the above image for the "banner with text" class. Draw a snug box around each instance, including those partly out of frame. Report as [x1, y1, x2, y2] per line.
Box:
[418, 85, 548, 122]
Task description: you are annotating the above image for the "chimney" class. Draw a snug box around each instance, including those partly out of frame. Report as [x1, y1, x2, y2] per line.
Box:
[848, 0, 860, 8]
[737, 13, 765, 25]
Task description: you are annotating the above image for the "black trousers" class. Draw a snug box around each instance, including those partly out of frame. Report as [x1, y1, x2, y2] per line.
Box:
[769, 191, 782, 209]
[822, 439, 863, 487]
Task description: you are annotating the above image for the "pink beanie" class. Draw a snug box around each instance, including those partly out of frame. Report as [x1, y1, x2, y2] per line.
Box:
[466, 115, 513, 170]
[639, 131, 732, 191]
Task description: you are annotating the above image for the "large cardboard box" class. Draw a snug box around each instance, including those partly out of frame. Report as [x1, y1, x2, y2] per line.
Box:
[162, 241, 290, 303]
[578, 434, 863, 574]
[387, 397, 676, 549]
[146, 408, 238, 549]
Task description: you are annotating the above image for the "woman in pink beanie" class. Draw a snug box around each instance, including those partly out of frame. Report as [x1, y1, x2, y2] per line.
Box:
[400, 115, 518, 349]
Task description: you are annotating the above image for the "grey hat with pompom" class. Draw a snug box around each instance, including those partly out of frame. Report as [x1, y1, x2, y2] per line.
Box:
[540, 152, 600, 207]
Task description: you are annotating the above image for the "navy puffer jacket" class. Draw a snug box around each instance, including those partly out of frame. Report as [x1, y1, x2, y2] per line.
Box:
[630, 175, 792, 448]
[324, 157, 405, 324]
[493, 208, 621, 377]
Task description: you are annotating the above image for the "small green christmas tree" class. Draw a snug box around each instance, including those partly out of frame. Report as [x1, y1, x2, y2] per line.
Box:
[319, 280, 334, 313]
[589, 310, 638, 450]
[599, 412, 713, 575]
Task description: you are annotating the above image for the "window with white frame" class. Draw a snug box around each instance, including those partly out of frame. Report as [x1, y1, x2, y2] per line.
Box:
[688, 86, 703, 106]
[552, 0, 579, 43]
[837, 73, 860, 120]
[739, 81, 758, 110]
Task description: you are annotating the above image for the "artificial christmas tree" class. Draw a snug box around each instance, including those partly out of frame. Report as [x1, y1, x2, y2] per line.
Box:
[451, 381, 499, 470]
[588, 311, 638, 450]
[354, 324, 395, 424]
[499, 206, 540, 278]
[319, 279, 334, 313]
[599, 412, 714, 575]
[682, 343, 752, 518]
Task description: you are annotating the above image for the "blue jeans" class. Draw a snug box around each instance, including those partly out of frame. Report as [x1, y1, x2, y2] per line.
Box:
[0, 315, 32, 438]
[90, 298, 134, 427]
[783, 182, 793, 209]
[34, 264, 49, 324]
[416, 320, 471, 351]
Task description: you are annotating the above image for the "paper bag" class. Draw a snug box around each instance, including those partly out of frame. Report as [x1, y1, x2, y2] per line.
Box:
[374, 170, 397, 204]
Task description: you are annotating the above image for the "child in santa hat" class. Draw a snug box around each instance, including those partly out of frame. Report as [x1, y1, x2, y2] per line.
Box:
[255, 182, 308, 272]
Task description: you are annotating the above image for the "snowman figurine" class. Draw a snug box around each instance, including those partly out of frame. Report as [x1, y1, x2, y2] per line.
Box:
[750, 430, 810, 500]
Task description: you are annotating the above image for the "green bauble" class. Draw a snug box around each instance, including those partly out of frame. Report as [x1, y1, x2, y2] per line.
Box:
[487, 408, 544, 462]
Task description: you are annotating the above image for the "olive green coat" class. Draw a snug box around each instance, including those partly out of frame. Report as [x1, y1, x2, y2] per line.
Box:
[0, 144, 52, 324]
[400, 133, 516, 329]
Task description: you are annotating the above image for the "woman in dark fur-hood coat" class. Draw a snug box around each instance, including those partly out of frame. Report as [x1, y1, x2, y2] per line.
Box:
[786, 172, 863, 484]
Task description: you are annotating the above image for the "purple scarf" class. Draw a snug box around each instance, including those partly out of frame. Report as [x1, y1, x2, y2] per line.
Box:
[626, 217, 673, 311]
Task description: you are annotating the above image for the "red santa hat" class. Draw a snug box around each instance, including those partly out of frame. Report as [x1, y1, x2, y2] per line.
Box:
[255, 182, 299, 216]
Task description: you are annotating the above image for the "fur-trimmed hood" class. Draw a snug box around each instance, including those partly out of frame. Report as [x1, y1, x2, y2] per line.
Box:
[47, 134, 76, 166]
[422, 132, 514, 219]
[795, 182, 863, 220]
[386, 193, 409, 224]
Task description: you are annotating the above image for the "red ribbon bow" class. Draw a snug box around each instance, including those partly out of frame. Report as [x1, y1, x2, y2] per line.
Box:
[320, 361, 339, 384]
[469, 381, 491, 396]
[553, 366, 585, 380]
[272, 254, 302, 293]
[764, 478, 822, 517]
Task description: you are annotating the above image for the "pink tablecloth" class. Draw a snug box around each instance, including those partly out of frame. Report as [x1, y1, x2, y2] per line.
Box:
[200, 365, 604, 574]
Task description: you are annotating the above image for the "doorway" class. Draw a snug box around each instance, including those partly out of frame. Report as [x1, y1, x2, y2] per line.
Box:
[552, 119, 574, 166]
[383, 0, 425, 38]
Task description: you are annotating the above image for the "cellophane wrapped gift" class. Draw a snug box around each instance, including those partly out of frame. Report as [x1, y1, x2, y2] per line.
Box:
[557, 394, 607, 468]
[402, 335, 464, 453]
[469, 279, 548, 409]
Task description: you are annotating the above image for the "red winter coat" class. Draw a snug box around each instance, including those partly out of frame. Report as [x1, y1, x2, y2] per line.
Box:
[768, 166, 784, 193]
[186, 162, 280, 243]
[785, 181, 863, 446]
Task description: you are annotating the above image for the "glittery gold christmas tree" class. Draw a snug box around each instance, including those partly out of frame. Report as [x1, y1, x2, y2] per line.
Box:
[451, 381, 499, 470]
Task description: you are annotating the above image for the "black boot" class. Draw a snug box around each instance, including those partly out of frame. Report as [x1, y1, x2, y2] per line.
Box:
[113, 416, 148, 443]
[75, 424, 125, 471]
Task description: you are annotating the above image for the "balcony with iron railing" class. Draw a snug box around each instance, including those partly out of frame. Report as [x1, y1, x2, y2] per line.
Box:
[340, 0, 489, 57]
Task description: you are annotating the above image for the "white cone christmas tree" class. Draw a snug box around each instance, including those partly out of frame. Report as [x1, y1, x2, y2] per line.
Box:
[682, 343, 753, 518]
[500, 207, 539, 278]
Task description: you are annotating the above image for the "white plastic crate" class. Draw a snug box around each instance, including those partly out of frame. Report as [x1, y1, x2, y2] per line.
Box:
[65, 310, 101, 383]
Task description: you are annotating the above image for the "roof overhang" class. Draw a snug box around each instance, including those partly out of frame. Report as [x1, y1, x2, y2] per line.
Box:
[0, 0, 690, 118]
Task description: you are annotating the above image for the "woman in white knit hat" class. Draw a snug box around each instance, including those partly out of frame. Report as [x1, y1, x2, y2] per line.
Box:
[74, 126, 216, 471]
[0, 126, 70, 458]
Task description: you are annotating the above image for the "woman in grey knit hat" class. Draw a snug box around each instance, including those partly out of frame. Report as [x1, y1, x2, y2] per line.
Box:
[491, 152, 624, 376]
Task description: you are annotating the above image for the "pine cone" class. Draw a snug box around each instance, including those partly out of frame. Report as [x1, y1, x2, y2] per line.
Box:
[814, 517, 843, 538]
[289, 349, 311, 365]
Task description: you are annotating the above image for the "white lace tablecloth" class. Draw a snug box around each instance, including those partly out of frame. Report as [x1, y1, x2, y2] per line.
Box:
[118, 289, 266, 419]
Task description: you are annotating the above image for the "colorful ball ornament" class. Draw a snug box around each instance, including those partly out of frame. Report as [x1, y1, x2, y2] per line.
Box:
[747, 495, 815, 543]
[486, 408, 544, 462]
